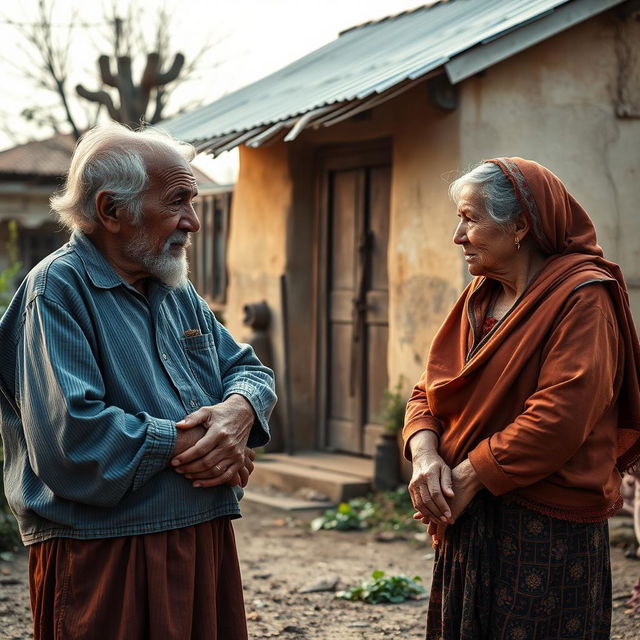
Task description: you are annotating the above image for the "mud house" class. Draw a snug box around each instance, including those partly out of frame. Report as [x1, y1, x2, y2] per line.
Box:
[162, 0, 640, 496]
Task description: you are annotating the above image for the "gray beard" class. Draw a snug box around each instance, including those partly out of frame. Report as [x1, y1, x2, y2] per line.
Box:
[125, 228, 190, 289]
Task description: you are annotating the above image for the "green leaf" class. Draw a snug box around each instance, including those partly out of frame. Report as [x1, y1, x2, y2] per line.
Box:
[308, 486, 422, 533]
[334, 570, 427, 605]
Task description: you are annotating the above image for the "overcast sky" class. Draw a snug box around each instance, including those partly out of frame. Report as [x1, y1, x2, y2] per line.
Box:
[0, 0, 427, 159]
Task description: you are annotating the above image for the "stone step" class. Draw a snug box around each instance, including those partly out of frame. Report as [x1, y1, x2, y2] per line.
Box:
[251, 453, 373, 503]
[242, 488, 334, 513]
[263, 452, 374, 479]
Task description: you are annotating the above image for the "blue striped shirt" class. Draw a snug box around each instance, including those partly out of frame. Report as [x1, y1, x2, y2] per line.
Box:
[0, 230, 276, 545]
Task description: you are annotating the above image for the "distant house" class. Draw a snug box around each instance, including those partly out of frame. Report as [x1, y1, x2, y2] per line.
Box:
[157, 0, 640, 467]
[0, 133, 228, 299]
[0, 134, 73, 276]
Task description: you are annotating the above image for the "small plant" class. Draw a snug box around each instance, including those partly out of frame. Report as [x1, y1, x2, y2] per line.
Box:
[310, 487, 420, 533]
[311, 499, 375, 531]
[380, 377, 405, 435]
[336, 570, 426, 604]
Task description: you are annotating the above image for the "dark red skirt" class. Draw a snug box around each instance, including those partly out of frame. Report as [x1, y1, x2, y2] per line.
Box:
[427, 492, 611, 640]
[28, 518, 247, 640]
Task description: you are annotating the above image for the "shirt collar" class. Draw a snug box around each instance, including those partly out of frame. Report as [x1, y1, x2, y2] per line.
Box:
[69, 230, 125, 289]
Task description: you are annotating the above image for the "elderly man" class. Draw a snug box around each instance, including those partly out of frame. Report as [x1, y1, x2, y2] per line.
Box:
[0, 122, 276, 640]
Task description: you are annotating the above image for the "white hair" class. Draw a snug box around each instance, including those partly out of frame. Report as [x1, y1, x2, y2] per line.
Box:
[449, 162, 521, 229]
[51, 121, 196, 232]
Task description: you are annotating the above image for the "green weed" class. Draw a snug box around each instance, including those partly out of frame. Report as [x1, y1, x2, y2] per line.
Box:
[336, 570, 426, 604]
[310, 487, 420, 533]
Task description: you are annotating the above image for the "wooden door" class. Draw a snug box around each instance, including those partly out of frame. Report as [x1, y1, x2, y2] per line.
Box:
[318, 144, 390, 455]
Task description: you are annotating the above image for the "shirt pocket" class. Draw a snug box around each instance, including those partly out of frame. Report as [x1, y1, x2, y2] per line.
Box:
[179, 332, 224, 400]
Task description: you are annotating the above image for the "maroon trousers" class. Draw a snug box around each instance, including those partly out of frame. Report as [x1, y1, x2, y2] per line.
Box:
[28, 518, 247, 640]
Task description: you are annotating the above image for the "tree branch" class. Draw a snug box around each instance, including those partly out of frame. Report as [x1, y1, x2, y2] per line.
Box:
[141, 53, 160, 90]
[75, 84, 121, 121]
[156, 53, 185, 86]
[98, 55, 118, 87]
[150, 87, 165, 124]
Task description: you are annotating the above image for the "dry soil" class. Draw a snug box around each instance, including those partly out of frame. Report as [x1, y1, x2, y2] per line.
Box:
[1, 503, 639, 639]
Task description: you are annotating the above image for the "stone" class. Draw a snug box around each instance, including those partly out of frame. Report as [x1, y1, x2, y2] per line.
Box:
[298, 575, 339, 593]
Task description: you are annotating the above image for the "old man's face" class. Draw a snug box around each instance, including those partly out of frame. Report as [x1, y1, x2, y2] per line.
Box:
[125, 150, 200, 288]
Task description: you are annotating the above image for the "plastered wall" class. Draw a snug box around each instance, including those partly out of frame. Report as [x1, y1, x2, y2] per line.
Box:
[224, 143, 291, 447]
[387, 86, 462, 390]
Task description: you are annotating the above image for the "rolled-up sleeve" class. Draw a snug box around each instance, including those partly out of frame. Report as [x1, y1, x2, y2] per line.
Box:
[18, 296, 176, 508]
[209, 310, 276, 448]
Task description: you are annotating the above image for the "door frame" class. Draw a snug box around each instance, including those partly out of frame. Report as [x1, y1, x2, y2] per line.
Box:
[314, 139, 392, 453]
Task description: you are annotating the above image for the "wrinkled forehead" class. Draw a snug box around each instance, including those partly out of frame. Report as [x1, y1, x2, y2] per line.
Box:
[143, 147, 197, 195]
[457, 183, 485, 210]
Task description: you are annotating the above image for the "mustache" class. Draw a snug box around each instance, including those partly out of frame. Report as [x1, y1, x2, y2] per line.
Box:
[163, 232, 191, 251]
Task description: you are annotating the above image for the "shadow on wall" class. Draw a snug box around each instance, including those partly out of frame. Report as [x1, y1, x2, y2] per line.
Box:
[241, 300, 283, 451]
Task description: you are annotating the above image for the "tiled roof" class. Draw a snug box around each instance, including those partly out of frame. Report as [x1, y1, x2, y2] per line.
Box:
[0, 133, 76, 178]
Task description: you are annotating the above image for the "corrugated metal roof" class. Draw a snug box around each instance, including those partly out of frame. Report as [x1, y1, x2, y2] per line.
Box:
[161, 0, 625, 155]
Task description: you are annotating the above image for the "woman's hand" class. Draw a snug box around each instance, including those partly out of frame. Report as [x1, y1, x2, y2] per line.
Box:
[413, 458, 483, 525]
[408, 431, 454, 523]
[446, 459, 483, 523]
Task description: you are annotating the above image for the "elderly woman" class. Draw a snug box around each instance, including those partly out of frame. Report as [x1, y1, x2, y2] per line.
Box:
[403, 157, 640, 639]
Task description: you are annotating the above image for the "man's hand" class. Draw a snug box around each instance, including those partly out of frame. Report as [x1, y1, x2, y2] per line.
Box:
[413, 458, 483, 526]
[170, 394, 256, 488]
[408, 430, 454, 524]
[236, 447, 257, 487]
[170, 425, 256, 487]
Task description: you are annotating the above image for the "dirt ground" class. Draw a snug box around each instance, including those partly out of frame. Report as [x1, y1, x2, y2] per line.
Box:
[1, 503, 639, 639]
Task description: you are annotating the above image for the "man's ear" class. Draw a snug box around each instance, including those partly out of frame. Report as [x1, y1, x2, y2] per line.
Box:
[95, 191, 121, 232]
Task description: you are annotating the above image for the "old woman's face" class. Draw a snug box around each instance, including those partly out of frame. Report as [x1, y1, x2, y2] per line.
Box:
[453, 184, 515, 278]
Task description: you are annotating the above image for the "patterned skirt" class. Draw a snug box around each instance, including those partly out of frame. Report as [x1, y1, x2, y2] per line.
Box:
[426, 491, 611, 640]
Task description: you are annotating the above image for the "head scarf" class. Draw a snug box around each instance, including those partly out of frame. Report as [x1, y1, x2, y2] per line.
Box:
[490, 157, 602, 257]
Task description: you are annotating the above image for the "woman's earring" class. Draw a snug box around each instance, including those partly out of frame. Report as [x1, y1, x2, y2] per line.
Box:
[515, 236, 521, 251]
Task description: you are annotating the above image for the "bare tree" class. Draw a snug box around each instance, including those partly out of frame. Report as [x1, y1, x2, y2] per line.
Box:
[75, 2, 194, 127]
[2, 0, 212, 141]
[4, 0, 83, 139]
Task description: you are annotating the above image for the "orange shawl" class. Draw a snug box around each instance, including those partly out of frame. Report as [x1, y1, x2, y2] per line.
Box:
[404, 157, 640, 521]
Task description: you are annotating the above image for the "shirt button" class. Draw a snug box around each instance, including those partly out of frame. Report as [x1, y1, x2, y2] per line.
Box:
[161, 353, 168, 360]
[189, 400, 197, 408]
